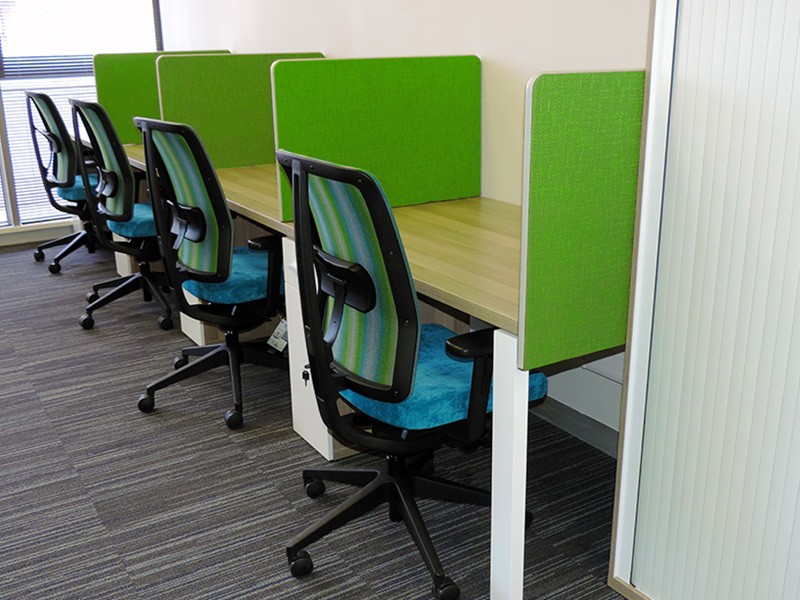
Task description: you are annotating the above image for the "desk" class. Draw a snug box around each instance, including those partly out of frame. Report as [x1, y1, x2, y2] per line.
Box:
[126, 144, 528, 599]
[128, 144, 519, 327]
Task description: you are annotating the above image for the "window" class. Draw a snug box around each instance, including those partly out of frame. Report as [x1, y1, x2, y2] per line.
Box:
[0, 0, 162, 228]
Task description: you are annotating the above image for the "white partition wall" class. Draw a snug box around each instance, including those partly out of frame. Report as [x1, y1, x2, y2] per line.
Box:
[612, 0, 800, 598]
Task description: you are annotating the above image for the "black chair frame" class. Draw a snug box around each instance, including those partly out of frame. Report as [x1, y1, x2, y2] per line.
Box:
[26, 91, 97, 274]
[134, 117, 287, 429]
[278, 151, 496, 600]
[70, 99, 173, 331]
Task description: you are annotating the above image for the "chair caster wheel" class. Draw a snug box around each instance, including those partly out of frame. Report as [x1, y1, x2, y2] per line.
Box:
[304, 478, 325, 499]
[79, 314, 94, 330]
[434, 577, 460, 600]
[86, 291, 99, 303]
[33, 250, 45, 262]
[138, 393, 155, 413]
[173, 356, 188, 370]
[158, 315, 173, 330]
[48, 262, 61, 274]
[289, 550, 313, 577]
[224, 409, 243, 429]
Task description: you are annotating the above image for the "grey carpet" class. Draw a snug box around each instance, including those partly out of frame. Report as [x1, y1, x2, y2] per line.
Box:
[0, 243, 622, 599]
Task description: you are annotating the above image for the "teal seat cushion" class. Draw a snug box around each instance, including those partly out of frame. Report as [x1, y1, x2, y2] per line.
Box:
[56, 173, 98, 201]
[341, 323, 548, 431]
[106, 202, 157, 239]
[182, 246, 269, 305]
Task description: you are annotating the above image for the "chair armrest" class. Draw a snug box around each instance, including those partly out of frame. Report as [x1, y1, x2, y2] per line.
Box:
[442, 327, 496, 449]
[445, 327, 495, 359]
[248, 232, 282, 252]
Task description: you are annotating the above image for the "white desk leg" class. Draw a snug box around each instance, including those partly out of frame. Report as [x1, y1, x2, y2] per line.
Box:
[490, 329, 528, 600]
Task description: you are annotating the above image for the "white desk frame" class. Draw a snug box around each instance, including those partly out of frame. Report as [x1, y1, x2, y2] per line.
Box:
[490, 330, 530, 599]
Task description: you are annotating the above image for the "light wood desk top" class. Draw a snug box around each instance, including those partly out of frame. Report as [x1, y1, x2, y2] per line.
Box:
[393, 198, 520, 333]
[215, 165, 292, 236]
[125, 144, 147, 169]
[126, 144, 520, 333]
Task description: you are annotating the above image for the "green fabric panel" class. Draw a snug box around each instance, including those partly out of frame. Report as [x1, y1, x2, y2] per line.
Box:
[93, 50, 230, 145]
[156, 53, 323, 169]
[151, 130, 224, 274]
[272, 56, 482, 220]
[308, 174, 400, 386]
[521, 71, 644, 370]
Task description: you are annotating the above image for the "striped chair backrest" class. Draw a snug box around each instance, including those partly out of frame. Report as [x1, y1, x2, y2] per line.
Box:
[26, 92, 74, 187]
[71, 101, 133, 220]
[310, 175, 402, 386]
[135, 118, 232, 285]
[280, 151, 420, 401]
[150, 129, 227, 275]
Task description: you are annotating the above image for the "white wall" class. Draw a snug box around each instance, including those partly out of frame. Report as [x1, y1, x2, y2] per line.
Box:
[548, 353, 625, 431]
[158, 0, 650, 205]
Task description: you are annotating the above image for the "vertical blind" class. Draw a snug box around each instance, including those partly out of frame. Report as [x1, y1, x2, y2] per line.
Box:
[1, 78, 96, 224]
[632, 0, 800, 598]
[0, 0, 160, 227]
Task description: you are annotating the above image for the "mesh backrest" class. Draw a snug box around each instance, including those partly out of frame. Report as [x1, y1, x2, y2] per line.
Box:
[308, 173, 417, 388]
[28, 93, 72, 186]
[75, 103, 131, 218]
[151, 129, 227, 275]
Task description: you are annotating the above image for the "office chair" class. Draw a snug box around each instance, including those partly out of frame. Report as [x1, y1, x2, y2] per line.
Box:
[70, 99, 173, 331]
[277, 151, 547, 600]
[134, 117, 287, 429]
[25, 91, 98, 274]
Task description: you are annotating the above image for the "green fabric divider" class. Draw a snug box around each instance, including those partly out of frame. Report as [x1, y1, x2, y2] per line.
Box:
[157, 53, 323, 169]
[272, 56, 481, 220]
[521, 70, 644, 370]
[94, 50, 230, 145]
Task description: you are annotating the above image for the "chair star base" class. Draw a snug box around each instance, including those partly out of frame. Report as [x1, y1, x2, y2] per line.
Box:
[79, 260, 172, 330]
[138, 330, 288, 429]
[286, 454, 490, 600]
[34, 224, 97, 274]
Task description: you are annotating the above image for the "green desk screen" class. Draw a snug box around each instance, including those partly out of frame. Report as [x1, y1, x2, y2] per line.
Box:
[156, 53, 323, 169]
[272, 55, 482, 220]
[94, 50, 230, 144]
[519, 70, 645, 370]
